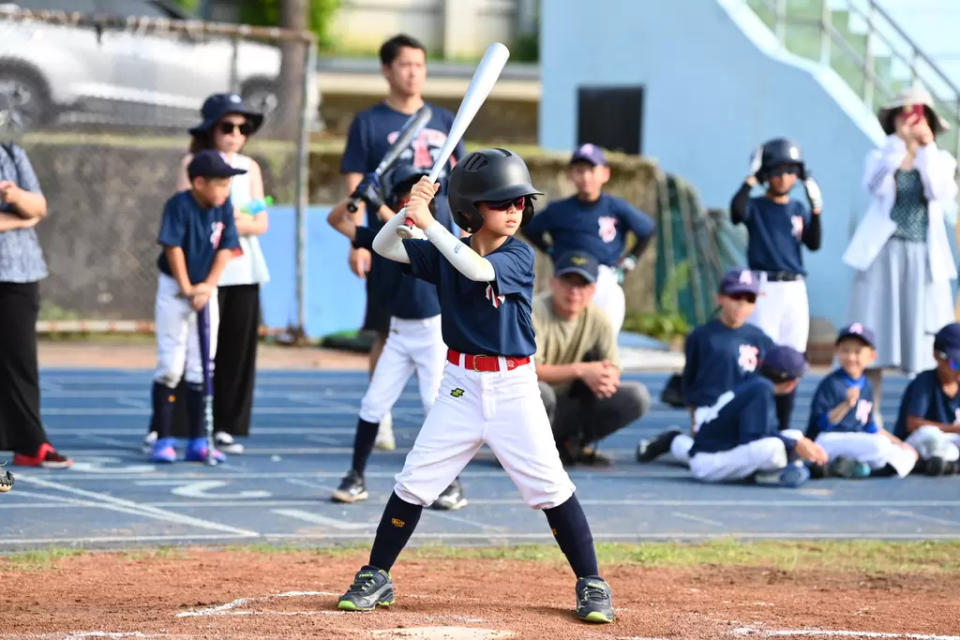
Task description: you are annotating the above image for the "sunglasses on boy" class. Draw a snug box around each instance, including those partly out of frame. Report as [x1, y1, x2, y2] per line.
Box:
[219, 121, 253, 136]
[483, 195, 526, 211]
[936, 351, 960, 371]
[767, 165, 799, 177]
[727, 292, 757, 303]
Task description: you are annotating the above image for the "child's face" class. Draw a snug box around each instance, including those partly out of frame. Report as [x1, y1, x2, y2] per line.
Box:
[476, 196, 526, 237]
[213, 114, 249, 154]
[717, 292, 756, 328]
[192, 176, 232, 208]
[835, 338, 876, 379]
[550, 273, 596, 318]
[568, 162, 610, 198]
[934, 352, 960, 384]
[767, 166, 798, 196]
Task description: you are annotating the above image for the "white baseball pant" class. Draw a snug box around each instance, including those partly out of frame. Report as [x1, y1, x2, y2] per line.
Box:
[359, 315, 445, 423]
[394, 358, 576, 509]
[593, 265, 625, 336]
[668, 392, 736, 465]
[815, 431, 917, 477]
[904, 425, 960, 462]
[747, 275, 809, 352]
[153, 273, 219, 388]
[689, 429, 805, 482]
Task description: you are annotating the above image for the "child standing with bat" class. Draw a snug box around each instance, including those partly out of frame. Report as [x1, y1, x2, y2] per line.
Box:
[147, 150, 241, 463]
[335, 148, 615, 624]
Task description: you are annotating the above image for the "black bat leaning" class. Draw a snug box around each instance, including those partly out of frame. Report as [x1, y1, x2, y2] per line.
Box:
[196, 305, 218, 466]
[346, 104, 433, 213]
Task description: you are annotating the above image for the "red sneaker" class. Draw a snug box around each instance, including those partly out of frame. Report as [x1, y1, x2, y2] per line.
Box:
[13, 442, 73, 469]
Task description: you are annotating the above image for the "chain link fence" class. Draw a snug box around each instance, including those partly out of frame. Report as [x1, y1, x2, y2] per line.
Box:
[0, 7, 315, 333]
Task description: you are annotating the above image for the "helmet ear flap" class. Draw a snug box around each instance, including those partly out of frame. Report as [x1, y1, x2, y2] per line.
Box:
[520, 199, 535, 227]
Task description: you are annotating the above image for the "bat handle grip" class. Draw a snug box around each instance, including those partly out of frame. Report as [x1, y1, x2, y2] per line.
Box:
[346, 198, 360, 213]
[396, 217, 417, 239]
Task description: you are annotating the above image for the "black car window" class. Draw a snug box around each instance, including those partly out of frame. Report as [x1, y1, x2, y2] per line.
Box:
[11, 0, 98, 12]
[95, 0, 182, 18]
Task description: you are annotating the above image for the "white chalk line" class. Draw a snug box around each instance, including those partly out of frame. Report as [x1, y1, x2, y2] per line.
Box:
[176, 590, 339, 617]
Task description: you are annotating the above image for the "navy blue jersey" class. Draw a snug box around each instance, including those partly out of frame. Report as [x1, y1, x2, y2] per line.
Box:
[893, 369, 960, 439]
[340, 101, 464, 228]
[740, 197, 811, 274]
[156, 190, 239, 285]
[403, 236, 536, 357]
[523, 194, 655, 267]
[807, 368, 878, 439]
[690, 377, 786, 455]
[682, 319, 775, 407]
[354, 226, 440, 320]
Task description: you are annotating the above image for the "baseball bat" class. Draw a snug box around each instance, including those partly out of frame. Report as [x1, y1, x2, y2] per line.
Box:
[347, 104, 433, 213]
[196, 304, 218, 466]
[396, 42, 510, 238]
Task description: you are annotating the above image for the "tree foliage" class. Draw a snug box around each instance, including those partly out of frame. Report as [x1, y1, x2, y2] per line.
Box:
[170, 0, 340, 48]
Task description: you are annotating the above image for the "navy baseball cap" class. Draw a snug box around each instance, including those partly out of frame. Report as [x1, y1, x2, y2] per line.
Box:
[836, 322, 876, 348]
[570, 143, 607, 166]
[189, 92, 264, 137]
[719, 268, 759, 296]
[187, 150, 248, 180]
[554, 250, 599, 283]
[761, 345, 807, 382]
[934, 322, 960, 368]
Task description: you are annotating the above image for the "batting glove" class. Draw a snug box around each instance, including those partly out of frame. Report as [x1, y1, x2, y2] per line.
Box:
[803, 176, 823, 212]
[619, 255, 638, 272]
[350, 172, 385, 211]
[748, 146, 763, 180]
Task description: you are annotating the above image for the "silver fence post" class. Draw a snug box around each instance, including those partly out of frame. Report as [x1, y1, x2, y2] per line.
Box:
[295, 36, 317, 340]
[229, 36, 240, 93]
[775, 0, 786, 42]
[863, 3, 875, 110]
[819, 0, 831, 66]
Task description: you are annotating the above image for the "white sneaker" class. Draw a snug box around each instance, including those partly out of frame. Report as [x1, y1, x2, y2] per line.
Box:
[142, 430, 157, 455]
[374, 413, 395, 451]
[214, 431, 244, 454]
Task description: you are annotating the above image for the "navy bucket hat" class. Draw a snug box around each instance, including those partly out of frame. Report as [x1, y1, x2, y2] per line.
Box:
[189, 93, 264, 137]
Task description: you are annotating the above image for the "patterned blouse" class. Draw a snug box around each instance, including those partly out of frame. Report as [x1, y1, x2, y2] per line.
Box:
[890, 169, 928, 242]
[0, 142, 47, 282]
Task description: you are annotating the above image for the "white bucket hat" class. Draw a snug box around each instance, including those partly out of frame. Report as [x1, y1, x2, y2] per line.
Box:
[877, 86, 951, 135]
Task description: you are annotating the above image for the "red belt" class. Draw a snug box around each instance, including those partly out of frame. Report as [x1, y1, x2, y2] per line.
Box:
[447, 349, 530, 372]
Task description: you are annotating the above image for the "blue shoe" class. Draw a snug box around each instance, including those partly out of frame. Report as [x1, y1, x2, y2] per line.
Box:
[184, 438, 226, 463]
[756, 461, 810, 488]
[150, 437, 177, 463]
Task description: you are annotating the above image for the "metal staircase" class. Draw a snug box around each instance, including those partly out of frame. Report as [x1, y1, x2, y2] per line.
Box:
[746, 0, 960, 159]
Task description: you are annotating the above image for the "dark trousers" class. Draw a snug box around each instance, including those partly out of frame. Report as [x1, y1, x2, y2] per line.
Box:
[0, 282, 48, 454]
[539, 379, 650, 449]
[214, 284, 260, 437]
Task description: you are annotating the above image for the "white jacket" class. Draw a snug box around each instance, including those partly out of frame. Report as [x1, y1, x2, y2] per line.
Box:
[842, 134, 958, 282]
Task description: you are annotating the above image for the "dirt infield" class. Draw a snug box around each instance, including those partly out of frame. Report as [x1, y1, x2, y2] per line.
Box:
[2, 548, 956, 639]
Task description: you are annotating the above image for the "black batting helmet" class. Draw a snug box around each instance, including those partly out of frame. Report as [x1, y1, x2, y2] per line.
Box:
[757, 138, 806, 181]
[383, 163, 430, 211]
[447, 148, 543, 233]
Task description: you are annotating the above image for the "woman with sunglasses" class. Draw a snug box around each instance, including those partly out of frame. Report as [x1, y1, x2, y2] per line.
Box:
[145, 93, 268, 454]
[729, 138, 823, 431]
[843, 87, 958, 425]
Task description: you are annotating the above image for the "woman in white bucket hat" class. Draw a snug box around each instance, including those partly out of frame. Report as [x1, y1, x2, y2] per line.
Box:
[843, 86, 957, 422]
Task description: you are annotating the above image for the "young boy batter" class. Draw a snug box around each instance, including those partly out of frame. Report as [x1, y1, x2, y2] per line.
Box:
[335, 148, 615, 623]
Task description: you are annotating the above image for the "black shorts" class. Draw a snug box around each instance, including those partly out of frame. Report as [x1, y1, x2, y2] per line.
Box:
[361, 255, 400, 334]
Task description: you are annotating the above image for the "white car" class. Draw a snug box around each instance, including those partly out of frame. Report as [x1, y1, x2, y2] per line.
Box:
[0, 0, 285, 130]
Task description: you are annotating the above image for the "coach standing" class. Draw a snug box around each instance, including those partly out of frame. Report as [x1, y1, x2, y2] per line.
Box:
[0, 141, 71, 468]
[340, 34, 463, 449]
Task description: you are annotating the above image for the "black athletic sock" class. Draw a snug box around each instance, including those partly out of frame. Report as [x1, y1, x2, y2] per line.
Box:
[775, 389, 796, 431]
[152, 382, 177, 439]
[185, 382, 205, 439]
[352, 418, 380, 476]
[544, 494, 599, 578]
[369, 492, 423, 572]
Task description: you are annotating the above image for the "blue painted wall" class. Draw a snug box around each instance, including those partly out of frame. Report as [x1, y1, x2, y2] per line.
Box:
[539, 0, 897, 327]
[259, 206, 366, 338]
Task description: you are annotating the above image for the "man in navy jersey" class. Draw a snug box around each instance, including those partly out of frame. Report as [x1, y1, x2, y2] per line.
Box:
[340, 34, 465, 450]
[893, 322, 960, 475]
[730, 138, 823, 430]
[523, 143, 655, 336]
[637, 268, 775, 465]
[687, 345, 827, 486]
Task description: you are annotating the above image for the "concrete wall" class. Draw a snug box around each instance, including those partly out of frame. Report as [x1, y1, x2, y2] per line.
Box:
[539, 0, 894, 327]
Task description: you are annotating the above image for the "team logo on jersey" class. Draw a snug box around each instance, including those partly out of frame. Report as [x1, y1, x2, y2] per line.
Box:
[855, 398, 873, 424]
[738, 344, 759, 372]
[791, 215, 804, 240]
[387, 128, 455, 174]
[598, 216, 618, 243]
[450, 388, 465, 398]
[485, 284, 505, 309]
[210, 221, 225, 248]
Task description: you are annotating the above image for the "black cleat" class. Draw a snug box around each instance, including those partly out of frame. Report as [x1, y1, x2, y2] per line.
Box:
[575, 576, 614, 623]
[0, 461, 13, 494]
[338, 565, 394, 611]
[431, 478, 468, 510]
[636, 428, 682, 463]
[925, 456, 947, 476]
[331, 470, 368, 503]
